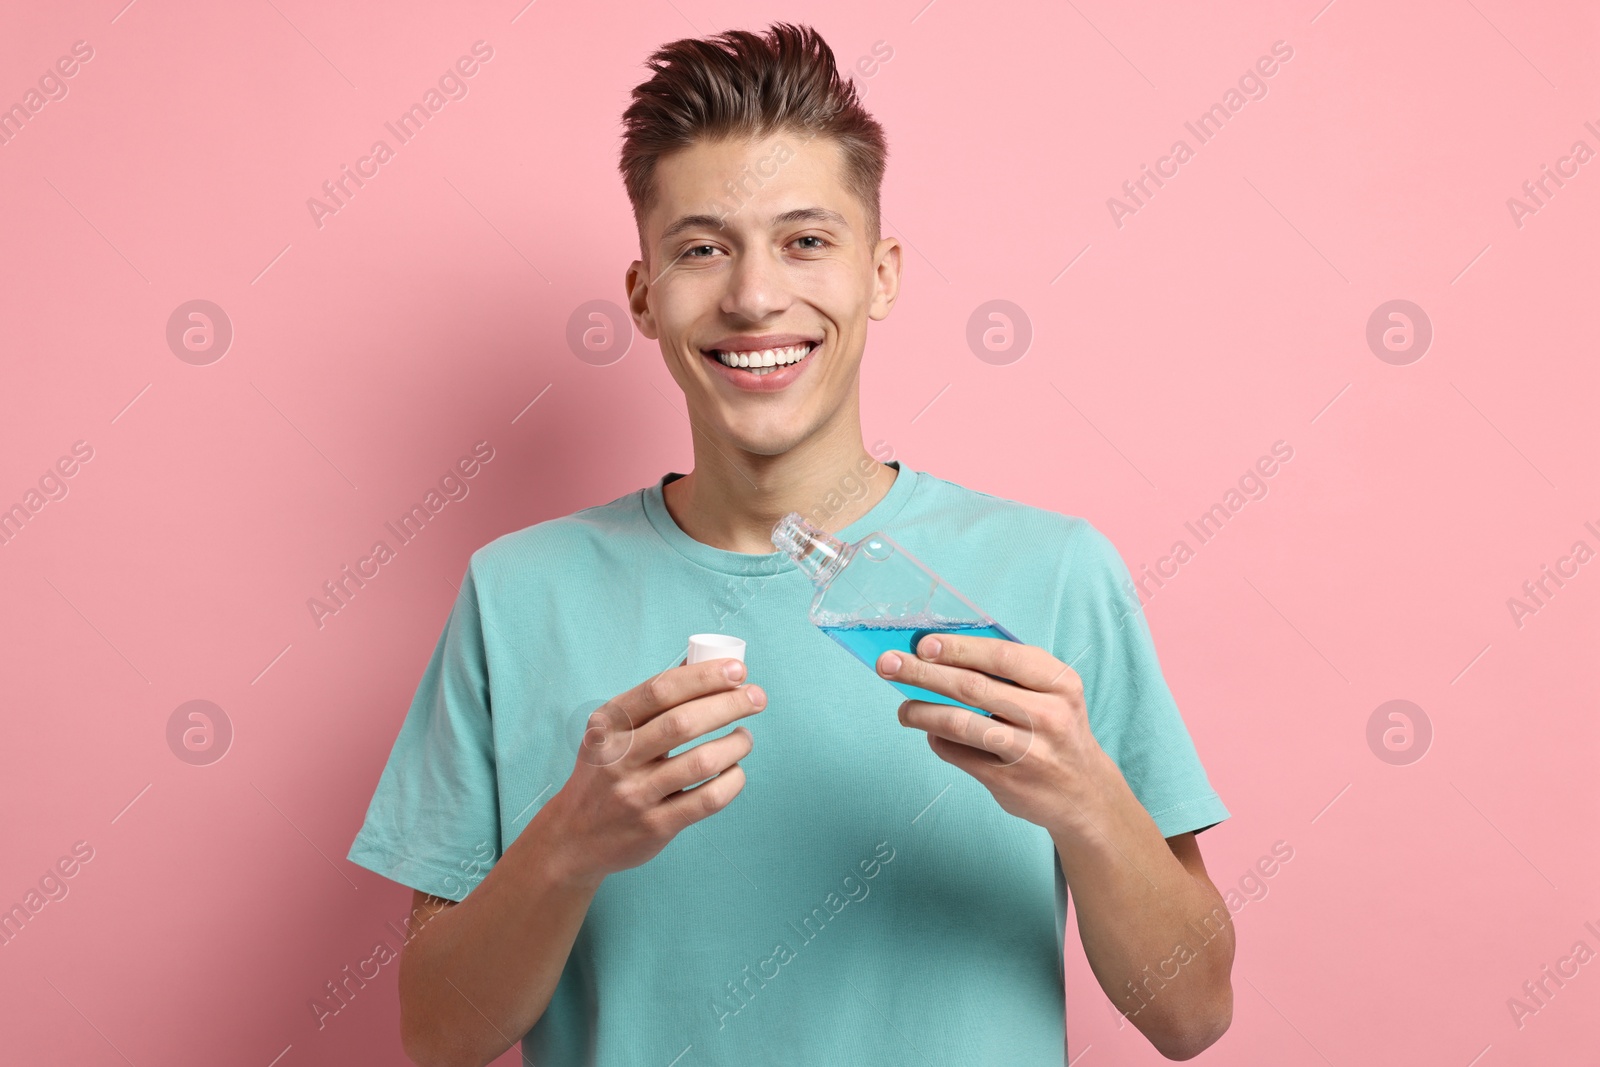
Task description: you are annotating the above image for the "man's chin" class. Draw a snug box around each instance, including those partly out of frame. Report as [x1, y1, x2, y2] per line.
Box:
[701, 416, 814, 460]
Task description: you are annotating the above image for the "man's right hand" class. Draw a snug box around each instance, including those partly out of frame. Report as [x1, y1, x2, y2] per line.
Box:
[544, 657, 763, 883]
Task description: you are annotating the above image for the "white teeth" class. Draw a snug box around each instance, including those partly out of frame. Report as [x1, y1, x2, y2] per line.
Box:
[713, 343, 814, 370]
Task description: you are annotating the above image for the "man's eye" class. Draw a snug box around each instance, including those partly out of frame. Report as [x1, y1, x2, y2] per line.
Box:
[794, 235, 827, 250]
[682, 245, 718, 258]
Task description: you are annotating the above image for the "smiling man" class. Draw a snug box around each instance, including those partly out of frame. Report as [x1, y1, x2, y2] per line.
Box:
[347, 21, 1234, 1067]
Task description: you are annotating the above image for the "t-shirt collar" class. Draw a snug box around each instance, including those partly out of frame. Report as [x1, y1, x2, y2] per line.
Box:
[641, 459, 917, 577]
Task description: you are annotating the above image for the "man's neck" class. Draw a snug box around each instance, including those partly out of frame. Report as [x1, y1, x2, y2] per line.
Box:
[661, 431, 897, 555]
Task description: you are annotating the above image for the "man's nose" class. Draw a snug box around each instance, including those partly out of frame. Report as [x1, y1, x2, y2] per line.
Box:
[720, 246, 787, 320]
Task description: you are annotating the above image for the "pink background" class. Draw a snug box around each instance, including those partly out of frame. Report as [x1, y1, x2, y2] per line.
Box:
[2, 0, 1596, 1063]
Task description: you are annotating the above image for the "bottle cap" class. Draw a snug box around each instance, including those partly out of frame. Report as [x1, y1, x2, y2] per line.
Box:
[686, 633, 746, 666]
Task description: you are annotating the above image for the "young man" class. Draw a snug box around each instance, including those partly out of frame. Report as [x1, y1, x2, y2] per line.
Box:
[348, 22, 1234, 1067]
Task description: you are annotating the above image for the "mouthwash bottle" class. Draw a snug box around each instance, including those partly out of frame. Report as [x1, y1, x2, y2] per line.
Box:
[770, 512, 1021, 717]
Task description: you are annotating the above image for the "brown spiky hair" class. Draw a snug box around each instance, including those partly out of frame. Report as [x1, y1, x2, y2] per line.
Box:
[618, 22, 888, 265]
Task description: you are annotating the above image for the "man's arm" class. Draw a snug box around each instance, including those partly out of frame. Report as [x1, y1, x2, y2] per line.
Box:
[391, 654, 763, 1067]
[1052, 758, 1235, 1059]
[874, 635, 1233, 1060]
[397, 798, 604, 1067]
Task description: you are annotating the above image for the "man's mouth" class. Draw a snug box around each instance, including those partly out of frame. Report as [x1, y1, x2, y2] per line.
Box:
[701, 342, 818, 377]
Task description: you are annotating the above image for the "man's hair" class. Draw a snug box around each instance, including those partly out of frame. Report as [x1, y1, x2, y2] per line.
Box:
[618, 22, 888, 261]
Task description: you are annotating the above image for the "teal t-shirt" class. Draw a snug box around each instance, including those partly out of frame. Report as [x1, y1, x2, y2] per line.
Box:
[347, 459, 1229, 1065]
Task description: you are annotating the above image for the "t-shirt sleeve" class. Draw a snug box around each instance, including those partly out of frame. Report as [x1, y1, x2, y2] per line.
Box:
[346, 560, 503, 901]
[1057, 519, 1230, 838]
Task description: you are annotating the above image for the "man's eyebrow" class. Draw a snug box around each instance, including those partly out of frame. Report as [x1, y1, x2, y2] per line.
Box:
[657, 207, 851, 246]
[771, 207, 851, 231]
[659, 213, 728, 243]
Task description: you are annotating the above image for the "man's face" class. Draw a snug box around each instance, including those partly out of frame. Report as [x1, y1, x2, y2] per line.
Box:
[626, 133, 901, 458]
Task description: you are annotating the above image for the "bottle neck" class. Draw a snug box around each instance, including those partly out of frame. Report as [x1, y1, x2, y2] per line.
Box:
[770, 513, 850, 585]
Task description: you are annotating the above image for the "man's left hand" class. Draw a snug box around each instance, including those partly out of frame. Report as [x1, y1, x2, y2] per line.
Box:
[877, 633, 1117, 836]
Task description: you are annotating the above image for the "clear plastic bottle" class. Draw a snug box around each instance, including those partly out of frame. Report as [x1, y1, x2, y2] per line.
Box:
[771, 512, 1021, 717]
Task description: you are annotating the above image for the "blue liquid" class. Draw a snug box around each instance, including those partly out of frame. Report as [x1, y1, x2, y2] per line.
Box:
[819, 619, 1021, 717]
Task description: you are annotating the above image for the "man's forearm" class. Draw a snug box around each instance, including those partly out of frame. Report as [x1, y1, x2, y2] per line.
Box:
[399, 795, 603, 1067]
[1050, 750, 1234, 1059]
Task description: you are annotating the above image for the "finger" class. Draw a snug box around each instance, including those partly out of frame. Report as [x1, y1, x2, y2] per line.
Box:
[631, 684, 765, 763]
[927, 731, 1001, 776]
[647, 725, 753, 796]
[602, 657, 747, 735]
[877, 645, 1018, 715]
[898, 698, 993, 751]
[653, 763, 747, 833]
[900, 698, 1034, 766]
[911, 633, 1072, 694]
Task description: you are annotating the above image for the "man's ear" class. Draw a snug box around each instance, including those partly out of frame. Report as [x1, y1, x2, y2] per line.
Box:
[625, 258, 659, 340]
[868, 236, 903, 322]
